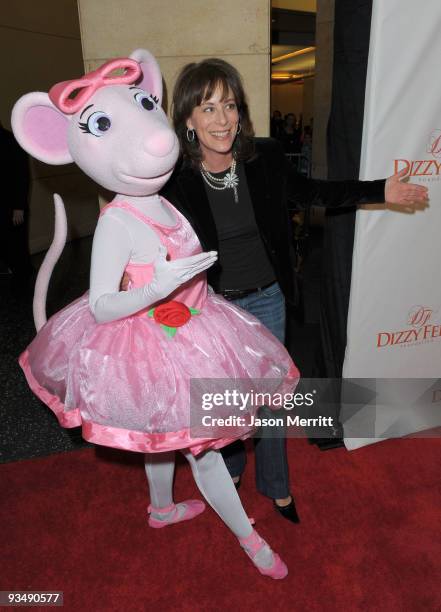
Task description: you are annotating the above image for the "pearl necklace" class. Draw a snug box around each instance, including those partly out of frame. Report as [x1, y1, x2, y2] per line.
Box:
[200, 159, 239, 203]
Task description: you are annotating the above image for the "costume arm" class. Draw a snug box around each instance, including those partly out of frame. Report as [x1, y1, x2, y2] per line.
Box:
[89, 213, 155, 323]
[89, 212, 217, 324]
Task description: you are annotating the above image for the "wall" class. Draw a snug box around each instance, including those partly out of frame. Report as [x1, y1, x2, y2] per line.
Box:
[271, 78, 315, 124]
[302, 77, 314, 125]
[271, 82, 304, 118]
[0, 1, 100, 253]
[77, 0, 271, 136]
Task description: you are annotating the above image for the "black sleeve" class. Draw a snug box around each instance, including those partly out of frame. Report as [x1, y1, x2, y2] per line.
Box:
[266, 139, 386, 211]
[4, 130, 31, 211]
[286, 165, 386, 211]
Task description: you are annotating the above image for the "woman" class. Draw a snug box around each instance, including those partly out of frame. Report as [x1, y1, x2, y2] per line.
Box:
[159, 58, 427, 523]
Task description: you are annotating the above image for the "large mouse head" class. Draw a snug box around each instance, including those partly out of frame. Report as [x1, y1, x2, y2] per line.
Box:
[11, 49, 179, 196]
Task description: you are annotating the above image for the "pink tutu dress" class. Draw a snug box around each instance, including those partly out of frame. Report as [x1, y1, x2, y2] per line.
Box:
[19, 200, 299, 455]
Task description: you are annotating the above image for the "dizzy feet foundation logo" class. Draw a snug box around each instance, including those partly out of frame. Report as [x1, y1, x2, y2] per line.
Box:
[377, 306, 441, 348]
[427, 130, 441, 158]
[394, 130, 441, 179]
[407, 305, 433, 327]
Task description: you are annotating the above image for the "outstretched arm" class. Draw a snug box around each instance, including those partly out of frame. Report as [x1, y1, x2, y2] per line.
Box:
[287, 165, 428, 210]
[275, 142, 429, 210]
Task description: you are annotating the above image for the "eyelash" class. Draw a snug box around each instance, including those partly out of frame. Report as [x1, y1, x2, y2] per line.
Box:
[78, 122, 90, 133]
[77, 91, 160, 133]
[133, 91, 160, 110]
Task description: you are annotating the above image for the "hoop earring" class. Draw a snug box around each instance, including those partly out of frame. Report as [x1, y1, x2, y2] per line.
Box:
[236, 122, 242, 135]
[186, 128, 195, 143]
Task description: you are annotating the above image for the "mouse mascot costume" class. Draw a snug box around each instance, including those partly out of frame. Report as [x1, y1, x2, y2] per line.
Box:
[12, 49, 299, 579]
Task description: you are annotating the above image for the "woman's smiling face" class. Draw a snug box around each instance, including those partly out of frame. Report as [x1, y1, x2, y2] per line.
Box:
[186, 85, 239, 162]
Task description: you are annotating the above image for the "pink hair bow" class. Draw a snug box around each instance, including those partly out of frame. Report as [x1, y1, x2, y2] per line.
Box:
[49, 58, 142, 114]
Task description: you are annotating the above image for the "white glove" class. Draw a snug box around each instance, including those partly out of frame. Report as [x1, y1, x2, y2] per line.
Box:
[90, 245, 217, 324]
[143, 245, 218, 302]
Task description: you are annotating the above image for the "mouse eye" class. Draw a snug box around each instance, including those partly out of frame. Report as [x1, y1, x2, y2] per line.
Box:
[134, 91, 159, 111]
[79, 111, 111, 137]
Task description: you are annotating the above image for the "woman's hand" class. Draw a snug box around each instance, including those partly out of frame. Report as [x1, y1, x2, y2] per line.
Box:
[120, 271, 131, 291]
[12, 209, 24, 225]
[385, 168, 429, 205]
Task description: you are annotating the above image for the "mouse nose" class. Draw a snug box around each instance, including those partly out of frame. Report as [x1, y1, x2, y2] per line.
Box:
[144, 129, 177, 158]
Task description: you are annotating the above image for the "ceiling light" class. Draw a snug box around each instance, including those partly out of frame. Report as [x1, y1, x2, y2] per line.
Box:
[272, 46, 316, 64]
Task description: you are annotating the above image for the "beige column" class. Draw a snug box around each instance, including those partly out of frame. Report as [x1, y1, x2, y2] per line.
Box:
[1, 1, 100, 253]
[312, 0, 334, 179]
[77, 0, 271, 136]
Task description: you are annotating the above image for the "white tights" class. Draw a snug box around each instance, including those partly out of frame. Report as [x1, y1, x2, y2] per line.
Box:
[144, 449, 253, 539]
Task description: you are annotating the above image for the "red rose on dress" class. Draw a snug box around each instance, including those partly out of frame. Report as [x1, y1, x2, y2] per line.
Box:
[153, 301, 191, 328]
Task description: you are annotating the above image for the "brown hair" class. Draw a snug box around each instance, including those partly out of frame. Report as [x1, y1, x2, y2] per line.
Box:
[171, 58, 255, 166]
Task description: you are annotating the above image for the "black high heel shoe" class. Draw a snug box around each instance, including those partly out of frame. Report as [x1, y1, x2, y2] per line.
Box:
[273, 495, 300, 524]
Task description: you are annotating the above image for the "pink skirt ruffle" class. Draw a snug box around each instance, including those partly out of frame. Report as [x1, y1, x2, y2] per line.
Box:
[20, 293, 299, 454]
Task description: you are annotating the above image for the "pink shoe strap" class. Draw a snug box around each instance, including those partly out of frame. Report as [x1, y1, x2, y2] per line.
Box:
[239, 529, 265, 555]
[147, 502, 176, 515]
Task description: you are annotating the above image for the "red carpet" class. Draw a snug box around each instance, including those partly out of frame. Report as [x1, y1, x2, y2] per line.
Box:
[1, 437, 440, 611]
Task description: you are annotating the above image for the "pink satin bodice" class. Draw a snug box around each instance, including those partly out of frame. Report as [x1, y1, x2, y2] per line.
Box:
[101, 199, 207, 311]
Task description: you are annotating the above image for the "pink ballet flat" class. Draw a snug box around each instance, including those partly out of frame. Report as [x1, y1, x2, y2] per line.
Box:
[147, 500, 205, 528]
[239, 529, 288, 579]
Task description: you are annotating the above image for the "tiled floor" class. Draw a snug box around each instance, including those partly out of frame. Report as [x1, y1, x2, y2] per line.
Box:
[0, 238, 93, 464]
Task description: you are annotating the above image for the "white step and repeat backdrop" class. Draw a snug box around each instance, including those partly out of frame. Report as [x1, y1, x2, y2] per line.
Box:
[342, 0, 441, 449]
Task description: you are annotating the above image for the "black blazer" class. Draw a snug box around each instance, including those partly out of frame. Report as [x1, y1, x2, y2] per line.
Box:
[161, 138, 385, 308]
[0, 126, 30, 215]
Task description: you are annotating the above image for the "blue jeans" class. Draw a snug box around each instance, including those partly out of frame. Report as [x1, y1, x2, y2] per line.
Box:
[232, 281, 286, 344]
[220, 282, 291, 499]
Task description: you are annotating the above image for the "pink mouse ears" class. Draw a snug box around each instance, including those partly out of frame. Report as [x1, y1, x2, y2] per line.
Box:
[48, 57, 142, 114]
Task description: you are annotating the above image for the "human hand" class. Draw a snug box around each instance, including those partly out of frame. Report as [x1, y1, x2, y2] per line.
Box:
[12, 209, 24, 225]
[145, 246, 217, 301]
[385, 168, 428, 206]
[120, 271, 131, 291]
